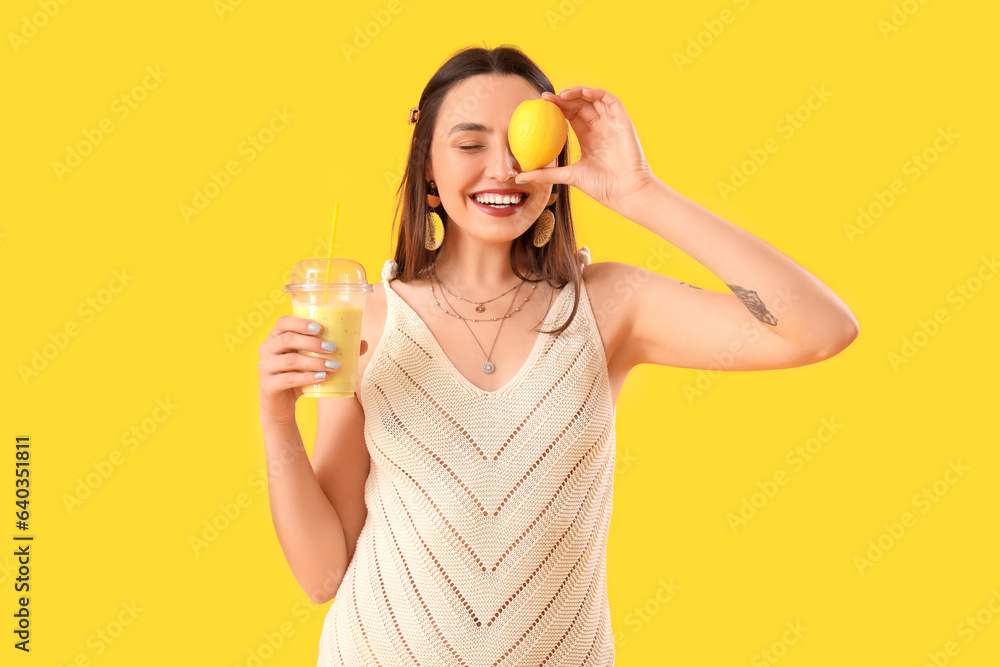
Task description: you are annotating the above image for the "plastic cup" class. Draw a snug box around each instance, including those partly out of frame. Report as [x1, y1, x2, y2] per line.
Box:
[284, 258, 372, 399]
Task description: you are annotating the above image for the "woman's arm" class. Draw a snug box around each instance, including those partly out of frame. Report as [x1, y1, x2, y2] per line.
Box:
[261, 416, 350, 604]
[314, 395, 370, 566]
[608, 179, 860, 369]
[519, 86, 859, 371]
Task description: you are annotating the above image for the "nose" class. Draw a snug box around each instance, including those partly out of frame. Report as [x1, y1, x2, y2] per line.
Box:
[486, 138, 520, 182]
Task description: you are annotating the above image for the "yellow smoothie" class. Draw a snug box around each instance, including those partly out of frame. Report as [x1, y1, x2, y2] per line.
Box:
[292, 297, 365, 398]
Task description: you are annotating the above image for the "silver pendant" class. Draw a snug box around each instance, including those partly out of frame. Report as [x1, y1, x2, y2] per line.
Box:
[482, 361, 495, 374]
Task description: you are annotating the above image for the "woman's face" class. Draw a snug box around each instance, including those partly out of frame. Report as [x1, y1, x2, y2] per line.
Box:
[425, 73, 558, 245]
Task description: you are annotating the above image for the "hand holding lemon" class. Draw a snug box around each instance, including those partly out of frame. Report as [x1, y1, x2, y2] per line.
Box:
[513, 87, 658, 219]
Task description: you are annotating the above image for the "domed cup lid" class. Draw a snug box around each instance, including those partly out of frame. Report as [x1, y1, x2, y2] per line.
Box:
[284, 258, 373, 293]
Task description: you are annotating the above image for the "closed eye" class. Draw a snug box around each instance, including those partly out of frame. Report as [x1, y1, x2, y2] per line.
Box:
[458, 145, 484, 150]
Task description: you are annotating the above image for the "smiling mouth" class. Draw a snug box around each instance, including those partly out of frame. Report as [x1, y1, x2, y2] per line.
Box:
[469, 193, 528, 208]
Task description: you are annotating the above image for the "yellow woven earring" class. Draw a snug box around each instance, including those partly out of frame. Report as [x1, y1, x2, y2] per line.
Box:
[425, 180, 444, 251]
[532, 192, 558, 247]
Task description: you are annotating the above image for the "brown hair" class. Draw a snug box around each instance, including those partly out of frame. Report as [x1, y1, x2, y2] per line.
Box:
[390, 44, 582, 336]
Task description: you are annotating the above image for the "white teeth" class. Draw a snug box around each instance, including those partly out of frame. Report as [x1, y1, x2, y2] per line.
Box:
[474, 193, 522, 205]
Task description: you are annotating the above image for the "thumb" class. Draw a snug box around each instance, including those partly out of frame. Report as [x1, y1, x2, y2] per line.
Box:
[516, 163, 575, 188]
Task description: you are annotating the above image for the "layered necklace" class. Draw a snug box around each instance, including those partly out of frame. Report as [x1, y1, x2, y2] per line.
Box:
[429, 265, 536, 374]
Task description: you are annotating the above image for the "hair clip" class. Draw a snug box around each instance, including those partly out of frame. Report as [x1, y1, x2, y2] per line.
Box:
[408, 107, 420, 125]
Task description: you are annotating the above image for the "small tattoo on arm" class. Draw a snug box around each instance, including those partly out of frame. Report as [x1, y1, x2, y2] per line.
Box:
[726, 284, 778, 325]
[679, 281, 704, 290]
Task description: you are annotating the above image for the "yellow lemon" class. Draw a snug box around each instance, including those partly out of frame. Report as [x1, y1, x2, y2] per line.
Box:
[508, 99, 568, 172]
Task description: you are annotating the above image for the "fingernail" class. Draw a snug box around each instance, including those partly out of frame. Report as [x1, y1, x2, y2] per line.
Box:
[560, 88, 570, 93]
[325, 360, 341, 370]
[308, 322, 321, 333]
[314, 372, 327, 379]
[515, 180, 527, 184]
[321, 341, 336, 352]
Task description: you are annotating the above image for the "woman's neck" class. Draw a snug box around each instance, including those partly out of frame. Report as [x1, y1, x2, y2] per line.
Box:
[431, 240, 531, 296]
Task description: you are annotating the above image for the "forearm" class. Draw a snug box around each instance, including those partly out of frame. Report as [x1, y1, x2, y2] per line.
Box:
[261, 417, 349, 603]
[622, 179, 859, 354]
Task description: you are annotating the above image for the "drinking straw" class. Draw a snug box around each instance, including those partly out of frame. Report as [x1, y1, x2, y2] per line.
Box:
[325, 202, 340, 282]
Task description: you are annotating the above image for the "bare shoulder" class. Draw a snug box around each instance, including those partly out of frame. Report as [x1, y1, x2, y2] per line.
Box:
[581, 260, 631, 300]
[581, 260, 648, 322]
[365, 279, 388, 331]
[580, 261, 642, 367]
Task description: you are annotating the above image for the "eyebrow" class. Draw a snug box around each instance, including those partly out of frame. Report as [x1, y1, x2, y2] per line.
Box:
[448, 122, 492, 136]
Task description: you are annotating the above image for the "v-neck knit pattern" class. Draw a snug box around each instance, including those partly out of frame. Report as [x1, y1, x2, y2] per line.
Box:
[318, 248, 616, 666]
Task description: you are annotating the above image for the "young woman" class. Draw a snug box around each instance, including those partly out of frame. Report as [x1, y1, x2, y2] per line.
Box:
[258, 45, 858, 666]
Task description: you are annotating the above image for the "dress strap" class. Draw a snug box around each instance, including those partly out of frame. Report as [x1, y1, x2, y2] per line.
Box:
[381, 259, 399, 282]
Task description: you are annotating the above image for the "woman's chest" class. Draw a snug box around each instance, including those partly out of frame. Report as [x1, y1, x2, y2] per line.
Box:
[357, 274, 627, 411]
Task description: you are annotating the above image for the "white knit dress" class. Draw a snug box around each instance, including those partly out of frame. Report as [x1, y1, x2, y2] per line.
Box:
[317, 248, 617, 666]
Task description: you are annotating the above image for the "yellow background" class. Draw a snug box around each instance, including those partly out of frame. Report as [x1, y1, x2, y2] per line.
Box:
[3, 0, 998, 665]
